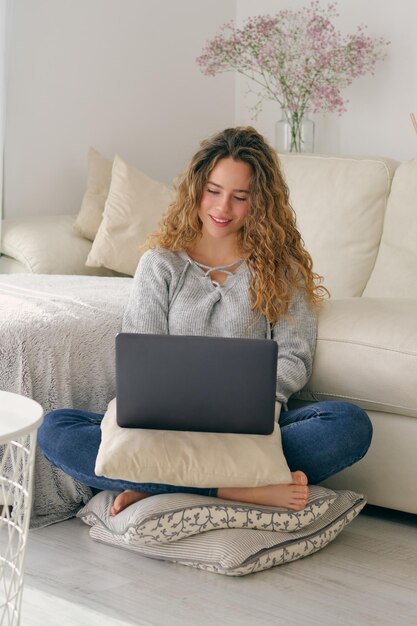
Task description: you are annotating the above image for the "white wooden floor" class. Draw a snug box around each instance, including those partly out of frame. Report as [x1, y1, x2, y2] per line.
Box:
[19, 505, 417, 626]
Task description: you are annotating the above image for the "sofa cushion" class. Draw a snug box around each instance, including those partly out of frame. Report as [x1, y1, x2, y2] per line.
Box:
[86, 155, 174, 276]
[74, 147, 113, 241]
[1, 214, 115, 275]
[363, 158, 417, 298]
[77, 488, 366, 576]
[0, 254, 28, 273]
[279, 154, 398, 299]
[95, 399, 292, 488]
[295, 297, 417, 418]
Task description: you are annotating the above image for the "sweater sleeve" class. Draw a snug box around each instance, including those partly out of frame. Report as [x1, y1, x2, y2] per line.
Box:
[122, 249, 170, 334]
[272, 290, 317, 404]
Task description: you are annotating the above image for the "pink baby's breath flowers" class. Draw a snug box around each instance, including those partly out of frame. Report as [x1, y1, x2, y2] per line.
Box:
[197, 1, 390, 151]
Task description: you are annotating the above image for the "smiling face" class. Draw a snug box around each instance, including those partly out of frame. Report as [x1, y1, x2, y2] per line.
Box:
[198, 157, 252, 242]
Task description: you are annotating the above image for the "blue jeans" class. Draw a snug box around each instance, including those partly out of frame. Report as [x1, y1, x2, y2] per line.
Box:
[37, 401, 372, 497]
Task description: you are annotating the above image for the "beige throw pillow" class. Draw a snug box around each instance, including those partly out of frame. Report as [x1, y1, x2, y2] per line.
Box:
[278, 154, 398, 298]
[74, 147, 113, 241]
[95, 398, 292, 488]
[86, 155, 174, 276]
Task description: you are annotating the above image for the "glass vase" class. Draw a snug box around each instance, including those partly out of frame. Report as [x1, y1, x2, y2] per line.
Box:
[275, 109, 315, 153]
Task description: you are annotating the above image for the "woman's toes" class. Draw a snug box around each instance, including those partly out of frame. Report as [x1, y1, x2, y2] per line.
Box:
[111, 497, 123, 516]
[293, 486, 309, 505]
[110, 490, 149, 516]
[291, 500, 306, 510]
[291, 471, 308, 486]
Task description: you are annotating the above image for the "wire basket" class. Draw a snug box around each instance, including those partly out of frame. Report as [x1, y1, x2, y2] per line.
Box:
[0, 392, 43, 626]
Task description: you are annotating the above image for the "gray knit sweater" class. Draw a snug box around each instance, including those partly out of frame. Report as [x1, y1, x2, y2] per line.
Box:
[122, 248, 317, 404]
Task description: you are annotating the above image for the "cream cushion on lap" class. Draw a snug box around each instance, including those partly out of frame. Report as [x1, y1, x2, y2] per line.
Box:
[86, 156, 174, 276]
[95, 398, 291, 488]
[74, 148, 113, 241]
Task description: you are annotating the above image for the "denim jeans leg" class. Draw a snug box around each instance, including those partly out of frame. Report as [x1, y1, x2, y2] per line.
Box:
[37, 409, 217, 496]
[279, 401, 373, 484]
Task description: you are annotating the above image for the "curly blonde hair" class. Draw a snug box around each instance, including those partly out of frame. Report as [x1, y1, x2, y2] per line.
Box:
[146, 127, 328, 324]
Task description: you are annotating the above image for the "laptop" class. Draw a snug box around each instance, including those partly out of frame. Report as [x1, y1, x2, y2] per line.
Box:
[115, 333, 278, 435]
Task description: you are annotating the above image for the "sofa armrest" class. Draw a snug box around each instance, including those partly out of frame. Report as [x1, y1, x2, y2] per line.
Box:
[295, 297, 417, 418]
[1, 214, 116, 275]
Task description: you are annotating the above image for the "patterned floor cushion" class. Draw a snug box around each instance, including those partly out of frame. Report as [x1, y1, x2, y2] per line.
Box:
[77, 486, 366, 576]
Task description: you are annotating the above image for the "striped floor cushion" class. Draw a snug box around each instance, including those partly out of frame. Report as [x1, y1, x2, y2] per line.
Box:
[77, 486, 366, 576]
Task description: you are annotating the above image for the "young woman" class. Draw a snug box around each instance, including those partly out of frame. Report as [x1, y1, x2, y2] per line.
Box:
[38, 127, 372, 517]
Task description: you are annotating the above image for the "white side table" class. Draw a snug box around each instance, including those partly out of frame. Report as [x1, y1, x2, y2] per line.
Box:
[0, 391, 43, 626]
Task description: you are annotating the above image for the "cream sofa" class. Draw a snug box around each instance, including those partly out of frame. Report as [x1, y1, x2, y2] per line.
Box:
[1, 153, 416, 515]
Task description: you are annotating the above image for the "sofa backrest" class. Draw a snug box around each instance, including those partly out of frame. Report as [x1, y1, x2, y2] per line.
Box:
[279, 154, 398, 299]
[363, 159, 417, 299]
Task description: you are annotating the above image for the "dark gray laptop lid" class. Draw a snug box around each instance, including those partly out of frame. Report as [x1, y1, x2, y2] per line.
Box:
[116, 333, 278, 435]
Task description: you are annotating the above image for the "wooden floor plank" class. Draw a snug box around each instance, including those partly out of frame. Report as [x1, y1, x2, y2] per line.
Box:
[15, 505, 417, 626]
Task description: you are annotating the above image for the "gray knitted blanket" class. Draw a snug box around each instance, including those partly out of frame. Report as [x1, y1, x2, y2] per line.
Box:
[0, 274, 132, 528]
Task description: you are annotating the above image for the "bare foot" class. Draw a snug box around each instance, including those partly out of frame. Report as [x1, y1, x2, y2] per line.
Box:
[111, 489, 151, 516]
[217, 471, 309, 510]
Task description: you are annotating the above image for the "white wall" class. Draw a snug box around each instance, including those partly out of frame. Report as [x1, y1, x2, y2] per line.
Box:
[5, 0, 416, 220]
[0, 0, 9, 227]
[235, 0, 417, 160]
[4, 0, 236, 217]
